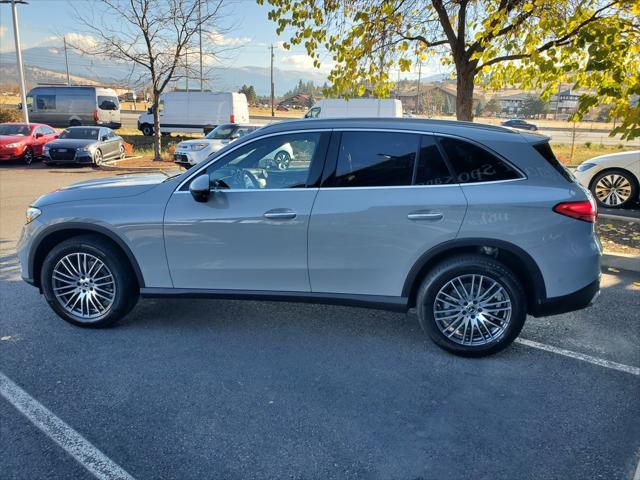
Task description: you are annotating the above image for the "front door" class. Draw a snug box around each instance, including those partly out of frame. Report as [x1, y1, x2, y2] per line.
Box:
[308, 131, 468, 297]
[164, 131, 330, 292]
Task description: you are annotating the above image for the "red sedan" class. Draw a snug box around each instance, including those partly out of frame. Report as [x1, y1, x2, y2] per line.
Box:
[0, 123, 58, 165]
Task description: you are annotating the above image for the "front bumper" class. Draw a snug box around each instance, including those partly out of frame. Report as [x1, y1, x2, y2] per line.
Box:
[44, 153, 93, 165]
[530, 278, 600, 317]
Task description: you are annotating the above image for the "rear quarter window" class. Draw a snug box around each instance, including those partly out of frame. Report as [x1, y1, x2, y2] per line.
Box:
[437, 136, 521, 183]
[533, 142, 575, 183]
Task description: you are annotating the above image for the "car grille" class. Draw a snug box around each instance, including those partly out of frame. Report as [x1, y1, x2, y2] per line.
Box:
[49, 148, 76, 161]
[174, 154, 189, 163]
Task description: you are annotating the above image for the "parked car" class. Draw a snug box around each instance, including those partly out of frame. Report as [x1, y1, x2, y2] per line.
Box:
[304, 99, 403, 119]
[0, 123, 58, 165]
[43, 126, 124, 166]
[137, 91, 250, 136]
[501, 119, 538, 131]
[173, 123, 261, 167]
[17, 118, 601, 357]
[574, 150, 640, 208]
[24, 86, 121, 129]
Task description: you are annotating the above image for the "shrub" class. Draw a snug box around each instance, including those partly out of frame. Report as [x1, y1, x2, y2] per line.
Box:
[584, 141, 592, 148]
[0, 108, 22, 123]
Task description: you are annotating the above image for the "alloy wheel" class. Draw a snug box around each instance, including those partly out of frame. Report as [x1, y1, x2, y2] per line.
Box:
[94, 150, 103, 166]
[24, 148, 33, 165]
[594, 174, 632, 207]
[52, 252, 116, 320]
[433, 274, 512, 346]
[274, 151, 290, 171]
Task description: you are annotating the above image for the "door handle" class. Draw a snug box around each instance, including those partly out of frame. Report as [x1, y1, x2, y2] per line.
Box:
[407, 211, 443, 221]
[264, 209, 297, 220]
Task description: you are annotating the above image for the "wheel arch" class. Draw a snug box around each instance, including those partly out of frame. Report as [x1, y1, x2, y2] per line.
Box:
[30, 223, 145, 290]
[588, 166, 640, 193]
[402, 238, 547, 314]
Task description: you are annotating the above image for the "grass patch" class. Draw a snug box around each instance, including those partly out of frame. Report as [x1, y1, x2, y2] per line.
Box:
[552, 143, 636, 165]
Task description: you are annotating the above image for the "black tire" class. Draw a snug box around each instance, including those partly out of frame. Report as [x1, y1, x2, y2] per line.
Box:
[589, 169, 638, 209]
[141, 124, 153, 136]
[416, 254, 526, 357]
[41, 235, 138, 328]
[119, 144, 126, 159]
[274, 150, 291, 171]
[23, 147, 34, 165]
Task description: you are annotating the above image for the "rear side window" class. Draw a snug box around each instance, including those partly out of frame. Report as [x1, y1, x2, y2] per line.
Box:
[533, 142, 575, 183]
[415, 136, 454, 185]
[329, 132, 418, 187]
[438, 136, 520, 183]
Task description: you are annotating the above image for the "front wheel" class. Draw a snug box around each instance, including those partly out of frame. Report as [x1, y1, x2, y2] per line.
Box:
[41, 235, 138, 327]
[274, 151, 291, 171]
[590, 169, 637, 209]
[119, 144, 126, 159]
[416, 254, 526, 357]
[23, 147, 34, 165]
[93, 149, 103, 166]
[141, 124, 153, 136]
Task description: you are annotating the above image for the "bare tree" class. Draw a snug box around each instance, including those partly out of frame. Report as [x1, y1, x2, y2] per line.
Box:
[72, 0, 226, 160]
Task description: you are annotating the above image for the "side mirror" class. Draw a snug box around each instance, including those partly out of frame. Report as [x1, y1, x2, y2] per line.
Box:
[35, 132, 44, 138]
[230, 133, 240, 140]
[189, 174, 210, 202]
[101, 136, 108, 141]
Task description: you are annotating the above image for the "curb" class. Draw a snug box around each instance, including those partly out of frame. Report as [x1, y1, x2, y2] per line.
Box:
[601, 252, 640, 273]
[599, 213, 640, 223]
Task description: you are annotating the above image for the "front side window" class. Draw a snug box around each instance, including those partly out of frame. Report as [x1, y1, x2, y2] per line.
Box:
[437, 136, 520, 184]
[327, 132, 419, 187]
[200, 132, 325, 190]
[36, 95, 56, 110]
[305, 107, 320, 118]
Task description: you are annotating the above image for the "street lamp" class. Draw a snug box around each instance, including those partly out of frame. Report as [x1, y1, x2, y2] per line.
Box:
[0, 0, 29, 123]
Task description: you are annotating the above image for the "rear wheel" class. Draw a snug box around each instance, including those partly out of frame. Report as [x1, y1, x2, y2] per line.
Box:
[274, 151, 291, 171]
[416, 255, 526, 357]
[41, 235, 138, 327]
[141, 124, 153, 136]
[591, 169, 637, 209]
[69, 119, 81, 127]
[119, 144, 126, 159]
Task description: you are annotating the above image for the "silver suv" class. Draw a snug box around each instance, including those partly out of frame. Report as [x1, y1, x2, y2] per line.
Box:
[17, 119, 601, 356]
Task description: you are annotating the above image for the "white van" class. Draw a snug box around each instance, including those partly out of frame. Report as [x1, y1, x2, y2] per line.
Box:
[137, 91, 250, 136]
[304, 99, 403, 119]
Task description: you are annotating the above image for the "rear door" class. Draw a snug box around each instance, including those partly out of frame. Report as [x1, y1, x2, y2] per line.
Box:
[308, 130, 468, 298]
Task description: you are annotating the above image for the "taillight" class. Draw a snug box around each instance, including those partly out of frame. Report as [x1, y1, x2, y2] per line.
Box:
[93, 109, 99, 122]
[229, 114, 235, 123]
[553, 200, 597, 223]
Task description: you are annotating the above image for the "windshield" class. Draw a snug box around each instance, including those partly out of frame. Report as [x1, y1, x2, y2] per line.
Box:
[58, 128, 100, 140]
[0, 124, 31, 136]
[206, 124, 236, 140]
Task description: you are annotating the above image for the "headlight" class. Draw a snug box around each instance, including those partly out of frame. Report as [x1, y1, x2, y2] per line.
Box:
[181, 143, 208, 151]
[6, 142, 22, 148]
[77, 146, 92, 152]
[26, 206, 42, 224]
[576, 162, 596, 172]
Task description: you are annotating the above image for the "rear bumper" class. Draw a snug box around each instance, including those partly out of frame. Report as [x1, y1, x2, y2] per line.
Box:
[530, 278, 600, 317]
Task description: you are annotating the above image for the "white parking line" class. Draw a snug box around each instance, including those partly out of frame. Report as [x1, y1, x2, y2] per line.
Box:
[0, 371, 135, 480]
[515, 338, 640, 376]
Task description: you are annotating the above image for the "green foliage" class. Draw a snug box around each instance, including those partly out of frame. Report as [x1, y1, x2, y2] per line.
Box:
[520, 95, 548, 118]
[0, 108, 22, 123]
[483, 97, 502, 115]
[238, 84, 257, 104]
[283, 79, 324, 98]
[258, 0, 638, 137]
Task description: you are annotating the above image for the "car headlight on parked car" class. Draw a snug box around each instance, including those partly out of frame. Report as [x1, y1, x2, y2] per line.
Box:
[77, 146, 92, 152]
[5, 142, 22, 148]
[25, 206, 42, 224]
[180, 143, 208, 151]
[576, 162, 596, 172]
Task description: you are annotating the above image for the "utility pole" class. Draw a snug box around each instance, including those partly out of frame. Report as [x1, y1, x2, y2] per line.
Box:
[554, 82, 561, 120]
[63, 35, 70, 86]
[2, 0, 29, 123]
[270, 44, 275, 117]
[416, 58, 422, 115]
[185, 48, 189, 92]
[198, 0, 203, 91]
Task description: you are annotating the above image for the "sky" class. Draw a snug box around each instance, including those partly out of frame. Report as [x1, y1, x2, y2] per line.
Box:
[0, 0, 444, 80]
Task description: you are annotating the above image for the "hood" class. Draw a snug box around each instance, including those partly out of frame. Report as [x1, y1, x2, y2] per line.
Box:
[0, 135, 28, 144]
[32, 173, 170, 207]
[46, 138, 98, 149]
[178, 139, 224, 147]
[587, 150, 640, 168]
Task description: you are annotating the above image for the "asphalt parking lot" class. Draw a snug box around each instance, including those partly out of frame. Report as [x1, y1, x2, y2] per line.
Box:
[1, 164, 639, 480]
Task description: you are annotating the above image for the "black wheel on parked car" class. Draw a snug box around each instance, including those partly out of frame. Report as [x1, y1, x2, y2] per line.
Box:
[274, 151, 291, 171]
[41, 235, 138, 328]
[23, 147, 34, 165]
[416, 254, 526, 357]
[590, 169, 638, 209]
[119, 144, 126, 159]
[141, 124, 153, 136]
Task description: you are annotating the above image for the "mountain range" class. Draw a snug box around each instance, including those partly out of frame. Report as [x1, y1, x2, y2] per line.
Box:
[0, 46, 449, 96]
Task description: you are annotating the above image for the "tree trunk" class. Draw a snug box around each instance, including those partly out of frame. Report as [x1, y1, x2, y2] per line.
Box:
[152, 91, 161, 161]
[455, 66, 475, 121]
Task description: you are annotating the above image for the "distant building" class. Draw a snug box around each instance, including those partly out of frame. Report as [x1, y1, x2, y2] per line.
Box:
[549, 89, 580, 116]
[498, 92, 531, 116]
[397, 84, 476, 115]
[278, 94, 313, 109]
